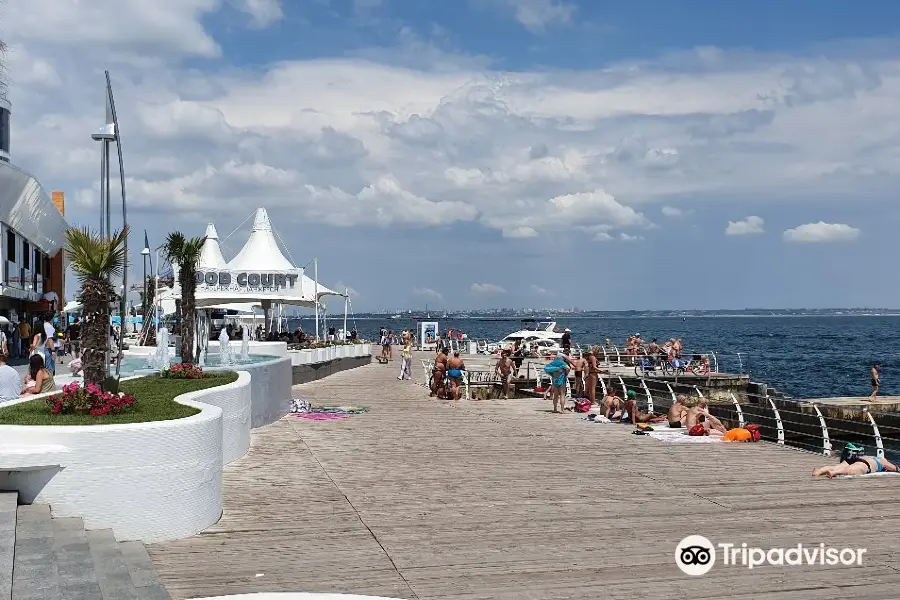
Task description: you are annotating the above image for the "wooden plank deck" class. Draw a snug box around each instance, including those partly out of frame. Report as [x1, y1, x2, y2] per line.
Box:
[148, 359, 900, 600]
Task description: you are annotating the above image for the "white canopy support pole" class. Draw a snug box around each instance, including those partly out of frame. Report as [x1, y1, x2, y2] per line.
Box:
[314, 257, 319, 341]
[343, 290, 348, 342]
[154, 248, 160, 339]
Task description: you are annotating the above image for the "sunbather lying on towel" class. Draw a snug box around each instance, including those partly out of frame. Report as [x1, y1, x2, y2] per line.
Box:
[812, 443, 900, 478]
[684, 401, 726, 434]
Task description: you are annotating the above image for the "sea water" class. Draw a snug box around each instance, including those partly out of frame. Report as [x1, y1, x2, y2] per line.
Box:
[288, 315, 900, 399]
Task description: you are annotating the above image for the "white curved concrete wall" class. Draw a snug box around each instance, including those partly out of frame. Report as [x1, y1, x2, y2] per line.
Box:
[128, 340, 288, 359]
[207, 340, 287, 358]
[190, 372, 252, 465]
[0, 376, 256, 543]
[204, 356, 292, 428]
[289, 344, 372, 366]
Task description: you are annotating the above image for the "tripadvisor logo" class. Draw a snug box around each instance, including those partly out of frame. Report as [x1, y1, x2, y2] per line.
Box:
[675, 535, 867, 576]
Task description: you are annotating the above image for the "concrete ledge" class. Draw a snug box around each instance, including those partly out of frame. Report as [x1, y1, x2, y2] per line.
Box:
[292, 355, 372, 386]
[0, 375, 259, 543]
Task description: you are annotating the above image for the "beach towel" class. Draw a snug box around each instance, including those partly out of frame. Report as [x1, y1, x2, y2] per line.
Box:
[291, 413, 350, 421]
[836, 471, 900, 479]
[648, 429, 722, 443]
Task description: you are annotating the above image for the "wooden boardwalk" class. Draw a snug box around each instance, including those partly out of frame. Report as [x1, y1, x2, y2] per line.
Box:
[149, 359, 900, 600]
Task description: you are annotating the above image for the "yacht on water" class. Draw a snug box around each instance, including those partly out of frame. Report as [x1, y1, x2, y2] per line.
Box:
[498, 319, 564, 350]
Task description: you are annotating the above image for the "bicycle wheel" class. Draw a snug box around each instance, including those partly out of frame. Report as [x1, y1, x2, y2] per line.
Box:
[635, 365, 645, 378]
[662, 361, 673, 376]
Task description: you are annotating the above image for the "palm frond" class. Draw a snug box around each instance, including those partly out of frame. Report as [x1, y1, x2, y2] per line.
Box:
[161, 232, 205, 268]
[65, 226, 129, 282]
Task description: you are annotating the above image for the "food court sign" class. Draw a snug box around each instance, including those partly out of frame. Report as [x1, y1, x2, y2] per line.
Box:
[196, 270, 300, 292]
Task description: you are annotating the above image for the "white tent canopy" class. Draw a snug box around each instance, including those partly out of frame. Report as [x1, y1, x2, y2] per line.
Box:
[193, 208, 343, 309]
[199, 223, 227, 269]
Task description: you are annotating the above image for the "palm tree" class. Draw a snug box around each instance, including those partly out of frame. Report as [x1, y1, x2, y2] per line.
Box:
[65, 227, 129, 386]
[161, 232, 205, 362]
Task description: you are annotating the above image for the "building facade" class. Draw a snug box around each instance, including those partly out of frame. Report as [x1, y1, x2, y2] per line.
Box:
[0, 95, 68, 324]
[0, 96, 10, 164]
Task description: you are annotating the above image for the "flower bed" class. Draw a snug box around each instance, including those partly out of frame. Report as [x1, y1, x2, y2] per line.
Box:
[51, 382, 136, 416]
[161, 362, 207, 379]
[0, 372, 238, 426]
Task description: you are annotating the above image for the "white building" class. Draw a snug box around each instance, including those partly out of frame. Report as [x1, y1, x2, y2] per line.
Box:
[0, 94, 69, 315]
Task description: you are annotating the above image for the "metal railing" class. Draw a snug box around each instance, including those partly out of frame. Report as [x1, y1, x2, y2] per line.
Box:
[418, 357, 898, 459]
[628, 375, 898, 459]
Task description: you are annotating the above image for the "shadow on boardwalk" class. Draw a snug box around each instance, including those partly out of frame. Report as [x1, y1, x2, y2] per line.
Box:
[149, 360, 900, 600]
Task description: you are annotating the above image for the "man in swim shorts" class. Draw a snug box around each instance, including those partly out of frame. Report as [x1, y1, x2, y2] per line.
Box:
[494, 350, 515, 400]
[813, 444, 900, 478]
[573, 351, 587, 396]
[446, 351, 466, 400]
[667, 395, 687, 428]
[685, 401, 727, 434]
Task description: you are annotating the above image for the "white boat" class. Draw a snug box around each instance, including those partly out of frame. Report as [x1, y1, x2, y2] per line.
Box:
[498, 319, 564, 347]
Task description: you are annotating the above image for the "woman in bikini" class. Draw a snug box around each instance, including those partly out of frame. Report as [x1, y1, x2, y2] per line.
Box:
[812, 444, 900, 478]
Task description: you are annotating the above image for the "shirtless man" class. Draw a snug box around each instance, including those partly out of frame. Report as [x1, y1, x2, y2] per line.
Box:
[673, 338, 684, 358]
[667, 395, 688, 428]
[585, 347, 600, 405]
[494, 350, 515, 400]
[684, 401, 726, 434]
[871, 363, 880, 401]
[431, 347, 448, 397]
[446, 351, 466, 400]
[574, 351, 588, 396]
[623, 397, 668, 425]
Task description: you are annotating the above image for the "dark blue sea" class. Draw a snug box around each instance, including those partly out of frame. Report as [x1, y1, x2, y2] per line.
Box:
[290, 315, 896, 400]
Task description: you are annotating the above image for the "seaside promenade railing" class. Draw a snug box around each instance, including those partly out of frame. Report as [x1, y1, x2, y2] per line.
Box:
[419, 356, 898, 460]
[612, 374, 899, 460]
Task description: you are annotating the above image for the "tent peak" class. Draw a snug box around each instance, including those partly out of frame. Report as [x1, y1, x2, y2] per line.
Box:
[251, 208, 273, 232]
[204, 223, 219, 240]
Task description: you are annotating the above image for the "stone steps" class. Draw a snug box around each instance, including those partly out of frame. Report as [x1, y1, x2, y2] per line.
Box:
[0, 492, 170, 600]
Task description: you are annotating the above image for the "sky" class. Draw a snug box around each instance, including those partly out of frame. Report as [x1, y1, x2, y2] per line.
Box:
[3, 0, 900, 312]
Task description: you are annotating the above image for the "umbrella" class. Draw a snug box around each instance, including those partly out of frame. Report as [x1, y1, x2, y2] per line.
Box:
[0, 316, 10, 325]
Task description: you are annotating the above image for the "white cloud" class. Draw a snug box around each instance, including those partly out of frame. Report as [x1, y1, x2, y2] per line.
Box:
[530, 284, 552, 296]
[661, 206, 683, 217]
[413, 287, 443, 301]
[500, 0, 577, 32]
[503, 226, 538, 238]
[471, 282, 506, 294]
[725, 216, 765, 236]
[4, 0, 900, 284]
[229, 0, 284, 28]
[595, 231, 644, 242]
[783, 222, 860, 243]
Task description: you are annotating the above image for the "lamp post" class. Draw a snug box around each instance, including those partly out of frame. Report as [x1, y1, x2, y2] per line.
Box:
[141, 242, 150, 321]
[91, 71, 129, 381]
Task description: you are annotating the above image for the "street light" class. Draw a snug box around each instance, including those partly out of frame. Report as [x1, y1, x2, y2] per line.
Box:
[141, 239, 150, 340]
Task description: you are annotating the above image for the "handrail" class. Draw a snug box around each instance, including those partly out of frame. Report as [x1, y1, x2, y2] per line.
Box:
[632, 374, 900, 460]
[810, 403, 832, 456]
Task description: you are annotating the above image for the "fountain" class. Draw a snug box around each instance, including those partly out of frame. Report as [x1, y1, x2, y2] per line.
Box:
[218, 328, 237, 366]
[147, 327, 172, 372]
[240, 326, 251, 362]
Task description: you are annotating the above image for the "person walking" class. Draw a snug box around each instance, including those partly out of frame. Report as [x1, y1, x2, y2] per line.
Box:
[870, 362, 880, 401]
[398, 333, 412, 380]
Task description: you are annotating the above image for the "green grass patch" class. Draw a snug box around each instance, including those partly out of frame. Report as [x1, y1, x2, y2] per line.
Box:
[0, 371, 239, 426]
